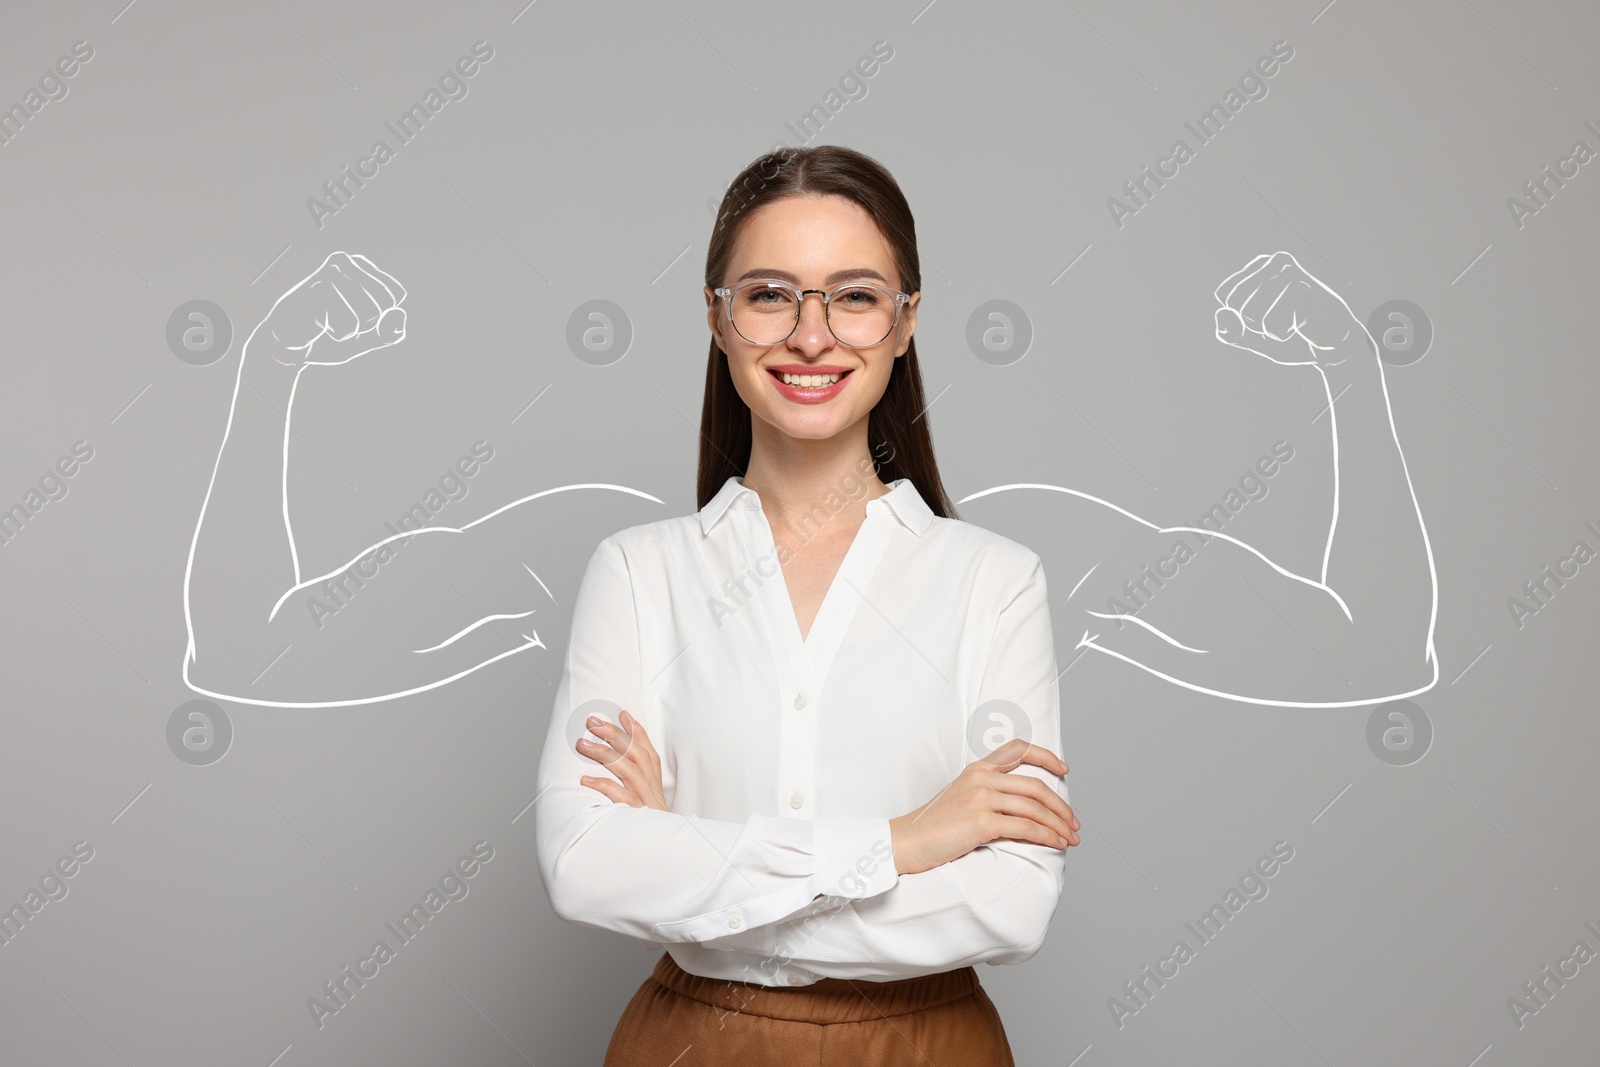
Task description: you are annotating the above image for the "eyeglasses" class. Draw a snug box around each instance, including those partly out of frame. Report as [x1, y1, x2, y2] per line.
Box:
[714, 280, 910, 348]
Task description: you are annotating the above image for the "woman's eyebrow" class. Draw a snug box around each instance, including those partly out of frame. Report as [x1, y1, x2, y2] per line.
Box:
[732, 267, 889, 286]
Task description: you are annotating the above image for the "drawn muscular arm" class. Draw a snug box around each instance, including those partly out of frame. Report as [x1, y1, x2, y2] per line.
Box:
[182, 252, 658, 707]
[976, 253, 1437, 706]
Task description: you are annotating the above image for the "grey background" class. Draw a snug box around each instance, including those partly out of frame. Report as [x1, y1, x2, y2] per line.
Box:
[1, 1, 1596, 1064]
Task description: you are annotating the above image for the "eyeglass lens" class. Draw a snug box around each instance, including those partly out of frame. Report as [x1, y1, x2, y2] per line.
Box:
[728, 283, 897, 347]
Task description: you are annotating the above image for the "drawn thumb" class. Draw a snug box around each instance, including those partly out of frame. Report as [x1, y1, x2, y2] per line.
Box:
[1214, 305, 1302, 363]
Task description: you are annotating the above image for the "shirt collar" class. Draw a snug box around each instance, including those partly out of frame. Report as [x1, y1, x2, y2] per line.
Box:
[698, 474, 934, 538]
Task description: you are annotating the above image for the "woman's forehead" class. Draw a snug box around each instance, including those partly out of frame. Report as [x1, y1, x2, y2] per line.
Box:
[730, 195, 897, 281]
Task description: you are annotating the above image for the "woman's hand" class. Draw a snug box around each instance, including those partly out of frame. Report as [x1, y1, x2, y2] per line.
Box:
[889, 738, 1078, 876]
[577, 709, 669, 811]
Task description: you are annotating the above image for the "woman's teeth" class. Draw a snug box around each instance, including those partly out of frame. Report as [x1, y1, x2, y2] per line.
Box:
[779, 372, 842, 387]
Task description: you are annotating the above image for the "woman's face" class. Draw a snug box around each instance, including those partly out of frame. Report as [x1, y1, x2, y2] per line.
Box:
[705, 193, 919, 446]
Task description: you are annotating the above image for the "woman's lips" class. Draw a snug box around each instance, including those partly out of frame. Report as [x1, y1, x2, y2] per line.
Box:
[767, 368, 852, 404]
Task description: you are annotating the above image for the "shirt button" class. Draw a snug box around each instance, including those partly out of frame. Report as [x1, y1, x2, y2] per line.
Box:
[793, 692, 807, 710]
[727, 914, 743, 930]
[789, 792, 804, 809]
[787, 974, 804, 985]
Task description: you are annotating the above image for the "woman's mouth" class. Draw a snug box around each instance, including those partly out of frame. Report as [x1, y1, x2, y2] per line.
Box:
[767, 367, 852, 404]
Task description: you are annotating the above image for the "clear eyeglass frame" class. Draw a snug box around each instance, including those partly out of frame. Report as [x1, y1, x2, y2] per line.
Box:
[714, 279, 911, 348]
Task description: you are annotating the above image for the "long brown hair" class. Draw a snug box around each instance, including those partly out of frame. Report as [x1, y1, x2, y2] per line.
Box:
[696, 145, 957, 519]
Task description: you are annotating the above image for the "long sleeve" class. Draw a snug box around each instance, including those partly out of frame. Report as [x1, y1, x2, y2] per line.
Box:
[533, 535, 900, 945]
[694, 554, 1069, 977]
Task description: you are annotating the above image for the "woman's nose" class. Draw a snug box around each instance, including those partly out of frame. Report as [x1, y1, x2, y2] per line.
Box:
[793, 292, 832, 345]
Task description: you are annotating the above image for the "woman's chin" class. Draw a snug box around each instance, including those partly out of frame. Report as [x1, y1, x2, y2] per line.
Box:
[757, 407, 857, 443]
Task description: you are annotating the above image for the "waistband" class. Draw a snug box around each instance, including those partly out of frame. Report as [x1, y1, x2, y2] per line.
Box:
[649, 951, 982, 1023]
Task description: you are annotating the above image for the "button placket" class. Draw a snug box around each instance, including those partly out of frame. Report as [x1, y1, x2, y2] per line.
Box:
[768, 610, 817, 818]
[742, 511, 822, 822]
[750, 495, 893, 825]
[778, 669, 817, 817]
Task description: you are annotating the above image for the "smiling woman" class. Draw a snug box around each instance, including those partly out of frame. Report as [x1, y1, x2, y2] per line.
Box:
[696, 150, 948, 517]
[533, 146, 1077, 1066]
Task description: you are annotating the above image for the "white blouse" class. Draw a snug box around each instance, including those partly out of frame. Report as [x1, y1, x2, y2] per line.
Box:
[534, 473, 1067, 987]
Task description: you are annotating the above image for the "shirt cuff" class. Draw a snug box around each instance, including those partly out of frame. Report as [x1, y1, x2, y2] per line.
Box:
[813, 817, 899, 902]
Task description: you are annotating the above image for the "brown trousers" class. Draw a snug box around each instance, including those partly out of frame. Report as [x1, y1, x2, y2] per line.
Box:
[602, 951, 1016, 1065]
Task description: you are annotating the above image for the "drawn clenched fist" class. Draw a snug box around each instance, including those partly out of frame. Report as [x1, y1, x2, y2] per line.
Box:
[1213, 251, 1371, 367]
[249, 251, 407, 367]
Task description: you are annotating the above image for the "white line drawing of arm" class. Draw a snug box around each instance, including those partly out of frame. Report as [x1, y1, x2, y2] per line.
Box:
[1083, 610, 1208, 654]
[411, 609, 538, 654]
[181, 252, 662, 708]
[961, 252, 1439, 708]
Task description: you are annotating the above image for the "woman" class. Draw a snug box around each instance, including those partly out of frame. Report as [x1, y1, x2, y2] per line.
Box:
[534, 145, 1078, 1064]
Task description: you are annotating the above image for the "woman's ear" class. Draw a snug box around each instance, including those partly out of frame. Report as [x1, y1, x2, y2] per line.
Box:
[894, 291, 920, 357]
[704, 286, 725, 348]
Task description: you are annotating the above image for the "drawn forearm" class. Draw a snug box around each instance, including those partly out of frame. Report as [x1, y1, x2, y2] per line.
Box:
[1317, 345, 1435, 644]
[185, 347, 305, 658]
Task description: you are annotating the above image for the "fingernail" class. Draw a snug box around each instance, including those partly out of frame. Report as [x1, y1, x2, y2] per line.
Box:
[1057, 836, 1069, 848]
[587, 715, 601, 728]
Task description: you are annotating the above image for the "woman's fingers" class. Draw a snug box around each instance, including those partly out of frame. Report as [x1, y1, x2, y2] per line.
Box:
[575, 733, 622, 768]
[580, 715, 643, 771]
[578, 711, 668, 811]
[578, 740, 647, 801]
[987, 789, 1079, 846]
[577, 719, 649, 794]
[584, 711, 659, 767]
[981, 737, 1068, 777]
[989, 772, 1079, 833]
[1015, 739, 1069, 776]
[990, 812, 1071, 851]
[579, 774, 642, 807]
[584, 714, 638, 760]
[619, 710, 661, 769]
[620, 712, 669, 811]
[893, 741, 1081, 873]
